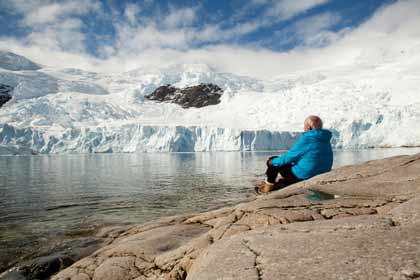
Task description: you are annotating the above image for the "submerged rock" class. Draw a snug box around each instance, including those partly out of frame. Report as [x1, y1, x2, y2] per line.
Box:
[0, 225, 128, 280]
[146, 83, 223, 108]
[49, 153, 420, 279]
[20, 255, 74, 280]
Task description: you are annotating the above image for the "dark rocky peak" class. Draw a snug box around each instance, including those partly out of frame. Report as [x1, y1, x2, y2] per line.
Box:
[0, 84, 13, 108]
[0, 51, 41, 71]
[147, 85, 177, 101]
[146, 83, 223, 108]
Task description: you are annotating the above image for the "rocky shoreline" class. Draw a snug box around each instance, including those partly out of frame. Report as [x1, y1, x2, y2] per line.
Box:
[3, 153, 420, 280]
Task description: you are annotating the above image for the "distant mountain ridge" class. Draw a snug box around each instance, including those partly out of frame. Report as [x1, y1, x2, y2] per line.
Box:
[0, 50, 420, 154]
[0, 51, 41, 71]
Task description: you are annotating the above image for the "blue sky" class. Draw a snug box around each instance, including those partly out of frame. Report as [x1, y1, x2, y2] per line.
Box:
[0, 0, 393, 55]
[0, 0, 417, 77]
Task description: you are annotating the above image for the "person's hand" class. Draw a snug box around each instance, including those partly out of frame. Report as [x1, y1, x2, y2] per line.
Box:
[267, 156, 277, 167]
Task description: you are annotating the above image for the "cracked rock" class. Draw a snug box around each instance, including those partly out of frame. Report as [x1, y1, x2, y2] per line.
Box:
[51, 153, 420, 280]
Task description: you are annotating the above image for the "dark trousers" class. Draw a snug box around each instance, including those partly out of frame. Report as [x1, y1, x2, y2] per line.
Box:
[265, 163, 301, 187]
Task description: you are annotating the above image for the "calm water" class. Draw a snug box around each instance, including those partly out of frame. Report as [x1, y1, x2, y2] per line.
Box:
[1, 148, 420, 270]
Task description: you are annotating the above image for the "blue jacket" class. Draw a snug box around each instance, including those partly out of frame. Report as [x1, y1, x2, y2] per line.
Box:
[271, 129, 333, 180]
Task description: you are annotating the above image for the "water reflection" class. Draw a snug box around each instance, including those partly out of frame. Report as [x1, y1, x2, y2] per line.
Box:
[1, 148, 420, 271]
[332, 148, 420, 168]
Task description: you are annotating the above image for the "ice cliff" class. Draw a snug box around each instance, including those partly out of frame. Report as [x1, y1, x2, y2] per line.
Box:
[0, 50, 420, 154]
[0, 124, 299, 154]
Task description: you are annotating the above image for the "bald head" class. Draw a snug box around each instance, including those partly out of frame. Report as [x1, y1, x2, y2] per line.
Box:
[304, 115, 323, 131]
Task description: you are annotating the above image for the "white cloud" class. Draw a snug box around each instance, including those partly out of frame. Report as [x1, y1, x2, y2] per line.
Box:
[0, 0, 41, 14]
[192, 21, 261, 44]
[0, 0, 419, 80]
[0, 37, 100, 69]
[295, 12, 341, 38]
[0, 0, 330, 57]
[108, 5, 201, 53]
[221, 0, 332, 41]
[114, 24, 190, 51]
[110, 17, 259, 54]
[162, 6, 197, 28]
[267, 0, 330, 20]
[0, 0, 103, 54]
[3, 0, 101, 26]
[250, 0, 269, 4]
[23, 3, 64, 25]
[244, 0, 330, 21]
[353, 0, 420, 36]
[26, 18, 87, 53]
[98, 0, 420, 77]
[269, 12, 343, 48]
[124, 3, 141, 25]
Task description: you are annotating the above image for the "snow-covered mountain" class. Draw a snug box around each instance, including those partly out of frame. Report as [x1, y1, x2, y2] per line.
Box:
[0, 49, 419, 154]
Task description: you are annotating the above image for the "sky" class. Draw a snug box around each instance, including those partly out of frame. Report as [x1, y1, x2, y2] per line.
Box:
[0, 0, 419, 77]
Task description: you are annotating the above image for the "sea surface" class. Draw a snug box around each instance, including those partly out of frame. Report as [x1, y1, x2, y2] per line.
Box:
[1, 148, 420, 271]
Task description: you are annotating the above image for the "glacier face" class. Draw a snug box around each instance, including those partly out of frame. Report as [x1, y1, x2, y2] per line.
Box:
[0, 50, 420, 154]
[0, 123, 299, 154]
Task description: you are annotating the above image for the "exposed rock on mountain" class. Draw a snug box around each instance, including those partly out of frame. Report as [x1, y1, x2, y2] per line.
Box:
[0, 51, 41, 71]
[1, 51, 420, 151]
[51, 153, 420, 280]
[146, 84, 223, 108]
[0, 84, 13, 108]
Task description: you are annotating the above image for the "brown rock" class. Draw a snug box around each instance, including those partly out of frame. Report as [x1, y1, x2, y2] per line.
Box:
[145, 84, 223, 108]
[52, 153, 420, 280]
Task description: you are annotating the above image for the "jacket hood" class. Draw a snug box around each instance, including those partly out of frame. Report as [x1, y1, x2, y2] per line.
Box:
[303, 129, 332, 142]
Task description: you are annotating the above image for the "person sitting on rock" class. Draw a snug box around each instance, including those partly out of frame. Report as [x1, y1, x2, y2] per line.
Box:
[256, 115, 333, 194]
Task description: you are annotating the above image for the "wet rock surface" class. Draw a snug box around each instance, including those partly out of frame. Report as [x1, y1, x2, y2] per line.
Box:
[35, 153, 420, 279]
[20, 254, 75, 280]
[0, 226, 129, 280]
[0, 84, 13, 108]
[145, 84, 222, 108]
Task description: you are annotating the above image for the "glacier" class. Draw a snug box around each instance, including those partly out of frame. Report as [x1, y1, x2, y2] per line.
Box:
[0, 123, 299, 154]
[0, 49, 420, 154]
